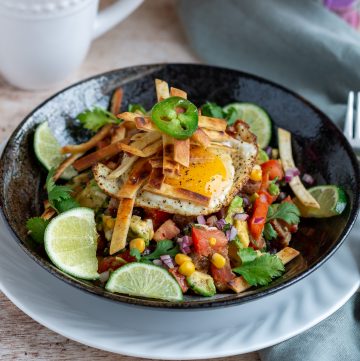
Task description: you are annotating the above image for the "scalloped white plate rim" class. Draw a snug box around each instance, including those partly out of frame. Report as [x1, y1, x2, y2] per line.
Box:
[0, 210, 359, 360]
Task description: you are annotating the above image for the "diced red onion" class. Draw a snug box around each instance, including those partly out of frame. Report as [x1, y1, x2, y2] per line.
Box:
[153, 259, 164, 267]
[285, 168, 300, 183]
[99, 271, 110, 283]
[206, 215, 218, 227]
[265, 146, 272, 157]
[177, 236, 193, 254]
[160, 255, 175, 269]
[226, 226, 237, 241]
[242, 196, 250, 208]
[234, 213, 249, 221]
[215, 218, 226, 230]
[302, 173, 315, 185]
[197, 215, 206, 225]
[254, 217, 264, 224]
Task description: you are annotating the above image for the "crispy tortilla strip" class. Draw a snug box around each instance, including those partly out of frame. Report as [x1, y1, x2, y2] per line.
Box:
[209, 142, 236, 152]
[144, 182, 210, 206]
[92, 163, 123, 199]
[108, 154, 139, 180]
[162, 134, 180, 178]
[131, 131, 161, 149]
[41, 201, 56, 220]
[110, 125, 126, 144]
[148, 157, 163, 168]
[117, 158, 151, 199]
[155, 79, 170, 101]
[53, 153, 82, 181]
[148, 167, 165, 189]
[199, 116, 227, 131]
[117, 112, 156, 131]
[228, 247, 300, 293]
[73, 141, 123, 171]
[117, 140, 162, 158]
[110, 88, 123, 115]
[202, 128, 231, 142]
[190, 128, 211, 148]
[61, 124, 113, 154]
[170, 86, 187, 99]
[278, 128, 320, 209]
[110, 197, 135, 255]
[174, 139, 190, 167]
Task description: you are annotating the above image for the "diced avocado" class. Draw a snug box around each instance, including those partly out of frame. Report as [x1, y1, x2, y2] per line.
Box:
[234, 219, 250, 248]
[186, 271, 216, 297]
[76, 179, 108, 211]
[128, 215, 154, 245]
[225, 196, 243, 224]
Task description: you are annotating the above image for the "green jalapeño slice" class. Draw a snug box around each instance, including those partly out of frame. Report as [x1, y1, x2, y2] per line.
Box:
[151, 96, 198, 139]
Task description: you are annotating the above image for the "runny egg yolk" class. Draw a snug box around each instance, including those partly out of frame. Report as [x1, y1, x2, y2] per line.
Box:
[165, 148, 227, 197]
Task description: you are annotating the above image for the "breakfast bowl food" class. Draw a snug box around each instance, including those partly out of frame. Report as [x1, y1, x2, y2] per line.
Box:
[0, 63, 359, 308]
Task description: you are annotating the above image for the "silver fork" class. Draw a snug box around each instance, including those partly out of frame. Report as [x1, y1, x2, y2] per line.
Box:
[344, 91, 360, 150]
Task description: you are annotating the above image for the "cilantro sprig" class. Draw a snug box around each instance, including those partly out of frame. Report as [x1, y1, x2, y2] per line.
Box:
[77, 107, 119, 132]
[263, 202, 300, 242]
[46, 168, 80, 213]
[26, 217, 49, 244]
[232, 236, 284, 286]
[232, 253, 284, 286]
[130, 239, 179, 263]
[128, 103, 146, 115]
[26, 168, 80, 243]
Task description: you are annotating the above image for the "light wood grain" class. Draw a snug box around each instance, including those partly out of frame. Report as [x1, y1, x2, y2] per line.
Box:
[0, 0, 260, 359]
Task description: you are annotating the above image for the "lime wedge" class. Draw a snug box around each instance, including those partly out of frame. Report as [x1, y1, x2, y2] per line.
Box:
[44, 208, 99, 280]
[105, 263, 183, 301]
[294, 185, 347, 218]
[34, 121, 77, 180]
[223, 103, 272, 148]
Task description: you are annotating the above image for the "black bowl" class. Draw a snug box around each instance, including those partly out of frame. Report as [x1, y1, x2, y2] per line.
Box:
[0, 63, 359, 309]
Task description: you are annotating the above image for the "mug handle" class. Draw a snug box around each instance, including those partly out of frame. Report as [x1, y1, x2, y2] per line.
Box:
[93, 0, 144, 39]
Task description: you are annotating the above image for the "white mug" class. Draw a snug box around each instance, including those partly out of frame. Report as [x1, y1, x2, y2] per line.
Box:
[0, 0, 143, 90]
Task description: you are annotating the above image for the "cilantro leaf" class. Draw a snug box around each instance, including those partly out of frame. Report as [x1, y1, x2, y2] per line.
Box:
[263, 223, 278, 241]
[53, 197, 80, 213]
[232, 253, 285, 286]
[141, 240, 178, 261]
[77, 107, 119, 132]
[266, 202, 300, 225]
[224, 106, 239, 125]
[26, 217, 49, 244]
[238, 247, 258, 264]
[130, 248, 142, 261]
[46, 168, 79, 213]
[128, 104, 146, 114]
[201, 102, 225, 118]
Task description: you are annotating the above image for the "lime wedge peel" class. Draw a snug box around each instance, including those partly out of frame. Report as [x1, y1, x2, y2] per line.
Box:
[223, 102, 272, 148]
[106, 263, 183, 302]
[34, 121, 77, 180]
[295, 185, 347, 218]
[44, 207, 99, 280]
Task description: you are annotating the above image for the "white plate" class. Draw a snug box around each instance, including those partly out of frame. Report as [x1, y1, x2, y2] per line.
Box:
[0, 210, 359, 360]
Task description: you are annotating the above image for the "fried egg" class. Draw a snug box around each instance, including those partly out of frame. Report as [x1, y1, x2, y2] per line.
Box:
[135, 137, 257, 215]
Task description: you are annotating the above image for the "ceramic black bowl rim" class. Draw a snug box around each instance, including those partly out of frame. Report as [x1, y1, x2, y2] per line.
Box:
[1, 63, 359, 310]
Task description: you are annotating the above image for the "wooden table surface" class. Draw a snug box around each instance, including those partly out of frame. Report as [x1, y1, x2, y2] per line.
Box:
[0, 0, 260, 360]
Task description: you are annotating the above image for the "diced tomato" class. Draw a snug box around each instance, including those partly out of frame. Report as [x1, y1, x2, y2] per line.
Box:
[210, 259, 235, 292]
[260, 169, 270, 192]
[169, 267, 189, 293]
[248, 192, 269, 246]
[153, 219, 180, 241]
[191, 227, 228, 257]
[145, 209, 171, 230]
[98, 255, 127, 273]
[261, 160, 284, 180]
[282, 195, 293, 204]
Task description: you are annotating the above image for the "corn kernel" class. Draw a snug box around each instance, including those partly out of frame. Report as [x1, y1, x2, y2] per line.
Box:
[250, 192, 259, 202]
[105, 218, 115, 229]
[178, 261, 195, 276]
[209, 237, 217, 246]
[211, 253, 226, 269]
[249, 165, 262, 182]
[129, 238, 146, 253]
[175, 253, 192, 266]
